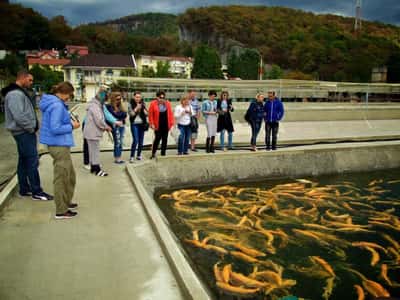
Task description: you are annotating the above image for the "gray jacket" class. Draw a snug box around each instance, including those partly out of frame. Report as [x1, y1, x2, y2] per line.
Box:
[3, 85, 38, 136]
[83, 98, 107, 140]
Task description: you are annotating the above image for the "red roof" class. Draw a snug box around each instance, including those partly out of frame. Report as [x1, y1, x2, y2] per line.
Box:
[28, 58, 70, 66]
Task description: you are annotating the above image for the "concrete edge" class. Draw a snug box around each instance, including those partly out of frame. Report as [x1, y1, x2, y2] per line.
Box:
[125, 166, 213, 300]
[0, 175, 18, 213]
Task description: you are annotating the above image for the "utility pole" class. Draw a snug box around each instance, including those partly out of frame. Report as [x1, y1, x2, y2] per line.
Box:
[354, 0, 362, 32]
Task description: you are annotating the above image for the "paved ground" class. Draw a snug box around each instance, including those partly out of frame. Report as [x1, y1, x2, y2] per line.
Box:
[0, 103, 400, 300]
[0, 153, 184, 300]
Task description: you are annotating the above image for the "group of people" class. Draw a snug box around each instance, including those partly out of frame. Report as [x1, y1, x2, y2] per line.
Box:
[2, 70, 284, 219]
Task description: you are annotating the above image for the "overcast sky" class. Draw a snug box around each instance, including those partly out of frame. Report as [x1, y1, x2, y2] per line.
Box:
[10, 0, 400, 26]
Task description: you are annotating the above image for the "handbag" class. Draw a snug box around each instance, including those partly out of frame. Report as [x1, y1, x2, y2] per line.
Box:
[143, 122, 149, 131]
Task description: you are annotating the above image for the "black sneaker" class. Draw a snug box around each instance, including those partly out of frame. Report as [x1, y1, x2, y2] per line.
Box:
[55, 210, 78, 219]
[32, 191, 54, 201]
[19, 191, 32, 197]
[68, 203, 78, 210]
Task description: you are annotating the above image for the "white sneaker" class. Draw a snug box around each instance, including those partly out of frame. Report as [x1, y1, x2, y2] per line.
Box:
[129, 157, 135, 163]
[83, 164, 90, 171]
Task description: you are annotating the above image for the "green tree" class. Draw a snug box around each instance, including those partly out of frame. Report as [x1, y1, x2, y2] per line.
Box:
[192, 45, 223, 79]
[0, 54, 25, 78]
[120, 68, 137, 77]
[141, 67, 156, 78]
[265, 64, 283, 79]
[228, 48, 260, 79]
[29, 64, 63, 92]
[156, 61, 171, 78]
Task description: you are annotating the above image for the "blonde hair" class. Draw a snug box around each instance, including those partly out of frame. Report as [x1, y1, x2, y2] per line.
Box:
[256, 92, 265, 99]
[180, 95, 190, 105]
[220, 91, 229, 99]
[110, 92, 127, 112]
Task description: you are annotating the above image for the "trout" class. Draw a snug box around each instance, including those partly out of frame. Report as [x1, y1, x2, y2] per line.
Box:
[230, 251, 259, 263]
[222, 264, 232, 283]
[213, 263, 224, 282]
[354, 284, 365, 300]
[216, 281, 260, 297]
[233, 243, 266, 258]
[380, 264, 392, 286]
[230, 271, 268, 288]
[310, 256, 336, 277]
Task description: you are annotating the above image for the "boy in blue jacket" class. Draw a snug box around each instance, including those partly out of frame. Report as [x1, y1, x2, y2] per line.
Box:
[264, 90, 284, 150]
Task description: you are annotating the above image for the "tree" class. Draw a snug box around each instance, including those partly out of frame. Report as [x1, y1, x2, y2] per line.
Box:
[227, 48, 259, 79]
[141, 67, 156, 78]
[265, 64, 283, 79]
[156, 61, 171, 78]
[120, 68, 137, 77]
[29, 64, 63, 92]
[192, 45, 223, 79]
[0, 54, 25, 78]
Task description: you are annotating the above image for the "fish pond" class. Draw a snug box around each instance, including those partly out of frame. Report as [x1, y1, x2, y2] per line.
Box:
[156, 169, 400, 300]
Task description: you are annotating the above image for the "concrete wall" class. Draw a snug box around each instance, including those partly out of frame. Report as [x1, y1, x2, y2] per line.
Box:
[131, 141, 400, 194]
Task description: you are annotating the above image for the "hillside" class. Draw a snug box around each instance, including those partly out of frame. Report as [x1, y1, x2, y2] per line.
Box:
[178, 6, 400, 82]
[1, 3, 400, 82]
[99, 13, 178, 37]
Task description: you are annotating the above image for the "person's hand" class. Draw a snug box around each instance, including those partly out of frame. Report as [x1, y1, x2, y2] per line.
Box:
[150, 124, 155, 130]
[105, 125, 112, 132]
[72, 120, 80, 129]
[115, 121, 123, 127]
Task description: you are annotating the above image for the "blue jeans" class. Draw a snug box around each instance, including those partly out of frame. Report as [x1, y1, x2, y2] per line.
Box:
[13, 132, 42, 194]
[220, 130, 233, 149]
[250, 120, 262, 146]
[178, 124, 191, 154]
[112, 126, 125, 158]
[130, 123, 145, 158]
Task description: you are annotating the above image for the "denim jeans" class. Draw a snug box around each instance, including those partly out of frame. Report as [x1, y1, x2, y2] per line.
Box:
[178, 124, 191, 154]
[220, 129, 233, 149]
[112, 126, 125, 158]
[265, 122, 279, 149]
[130, 123, 145, 158]
[13, 132, 42, 194]
[250, 120, 262, 146]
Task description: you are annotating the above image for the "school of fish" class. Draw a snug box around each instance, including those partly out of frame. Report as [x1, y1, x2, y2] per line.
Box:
[159, 177, 400, 299]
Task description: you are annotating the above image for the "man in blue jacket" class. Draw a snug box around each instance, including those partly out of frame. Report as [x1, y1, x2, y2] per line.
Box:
[264, 90, 284, 150]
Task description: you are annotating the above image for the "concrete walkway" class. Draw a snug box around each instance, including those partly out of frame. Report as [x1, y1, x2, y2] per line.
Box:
[0, 153, 183, 300]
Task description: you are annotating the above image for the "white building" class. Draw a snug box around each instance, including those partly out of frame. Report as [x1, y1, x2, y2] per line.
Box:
[137, 55, 193, 79]
[63, 54, 136, 101]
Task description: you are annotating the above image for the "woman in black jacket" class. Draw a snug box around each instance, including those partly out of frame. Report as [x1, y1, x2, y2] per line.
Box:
[245, 93, 265, 151]
[217, 91, 234, 151]
[128, 91, 148, 162]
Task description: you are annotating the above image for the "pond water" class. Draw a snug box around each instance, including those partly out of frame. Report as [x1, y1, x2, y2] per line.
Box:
[156, 169, 400, 300]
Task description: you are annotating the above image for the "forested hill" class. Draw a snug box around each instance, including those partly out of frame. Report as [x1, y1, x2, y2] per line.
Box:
[99, 13, 178, 37]
[178, 6, 400, 82]
[1, 2, 400, 82]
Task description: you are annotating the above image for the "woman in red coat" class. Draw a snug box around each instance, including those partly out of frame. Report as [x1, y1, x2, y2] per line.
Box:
[148, 90, 174, 158]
